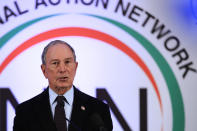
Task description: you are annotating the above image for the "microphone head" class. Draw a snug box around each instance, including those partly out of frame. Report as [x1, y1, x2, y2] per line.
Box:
[88, 113, 108, 131]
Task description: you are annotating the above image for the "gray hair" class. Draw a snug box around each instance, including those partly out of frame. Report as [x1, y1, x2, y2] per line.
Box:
[41, 40, 76, 65]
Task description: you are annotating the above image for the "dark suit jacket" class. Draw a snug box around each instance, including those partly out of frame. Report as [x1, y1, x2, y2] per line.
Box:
[13, 87, 113, 131]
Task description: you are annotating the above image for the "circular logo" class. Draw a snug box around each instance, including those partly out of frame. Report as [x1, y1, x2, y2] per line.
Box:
[0, 10, 184, 131]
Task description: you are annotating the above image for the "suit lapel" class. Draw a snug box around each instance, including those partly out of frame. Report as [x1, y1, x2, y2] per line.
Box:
[32, 87, 89, 131]
[69, 87, 88, 131]
[33, 88, 57, 131]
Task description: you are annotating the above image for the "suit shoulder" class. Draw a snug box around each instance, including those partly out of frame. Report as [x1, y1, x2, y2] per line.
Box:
[74, 88, 113, 130]
[15, 89, 47, 112]
[75, 88, 108, 108]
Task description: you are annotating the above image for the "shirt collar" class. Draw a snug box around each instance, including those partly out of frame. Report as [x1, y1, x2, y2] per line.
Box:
[49, 86, 74, 106]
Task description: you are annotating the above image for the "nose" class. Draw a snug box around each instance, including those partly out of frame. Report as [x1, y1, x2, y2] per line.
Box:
[58, 63, 67, 73]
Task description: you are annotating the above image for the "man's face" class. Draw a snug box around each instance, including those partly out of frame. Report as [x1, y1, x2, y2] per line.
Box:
[41, 43, 78, 94]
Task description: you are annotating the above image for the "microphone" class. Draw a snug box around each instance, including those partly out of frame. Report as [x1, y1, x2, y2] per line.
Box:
[65, 117, 82, 131]
[88, 113, 108, 131]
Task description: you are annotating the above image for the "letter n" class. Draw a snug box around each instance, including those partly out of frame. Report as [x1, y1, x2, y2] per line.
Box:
[96, 88, 132, 131]
[0, 88, 18, 131]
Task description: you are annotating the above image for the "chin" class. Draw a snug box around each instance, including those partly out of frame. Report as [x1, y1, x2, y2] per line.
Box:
[54, 86, 69, 94]
[57, 83, 72, 89]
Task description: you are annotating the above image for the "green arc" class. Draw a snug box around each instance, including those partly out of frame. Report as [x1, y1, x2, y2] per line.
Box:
[0, 13, 184, 131]
[87, 14, 185, 131]
[0, 14, 63, 49]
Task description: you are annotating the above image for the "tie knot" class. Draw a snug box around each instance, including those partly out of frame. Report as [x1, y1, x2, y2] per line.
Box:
[55, 96, 67, 107]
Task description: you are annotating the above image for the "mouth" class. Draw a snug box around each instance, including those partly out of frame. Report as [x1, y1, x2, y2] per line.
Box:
[58, 76, 68, 81]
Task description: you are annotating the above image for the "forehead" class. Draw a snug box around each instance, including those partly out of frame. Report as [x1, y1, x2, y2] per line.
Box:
[45, 43, 73, 60]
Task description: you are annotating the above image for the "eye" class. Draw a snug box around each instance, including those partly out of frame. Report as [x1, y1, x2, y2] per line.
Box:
[52, 61, 59, 65]
[65, 60, 70, 64]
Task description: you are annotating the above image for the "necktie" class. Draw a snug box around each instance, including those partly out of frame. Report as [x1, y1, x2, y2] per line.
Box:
[54, 96, 67, 131]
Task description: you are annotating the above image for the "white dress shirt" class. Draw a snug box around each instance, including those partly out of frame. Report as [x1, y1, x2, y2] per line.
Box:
[49, 86, 74, 127]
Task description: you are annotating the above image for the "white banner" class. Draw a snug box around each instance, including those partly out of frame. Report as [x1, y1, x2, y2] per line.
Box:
[0, 0, 197, 131]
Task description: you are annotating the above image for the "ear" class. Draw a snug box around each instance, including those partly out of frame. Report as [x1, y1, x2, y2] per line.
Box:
[41, 64, 47, 78]
[75, 62, 78, 71]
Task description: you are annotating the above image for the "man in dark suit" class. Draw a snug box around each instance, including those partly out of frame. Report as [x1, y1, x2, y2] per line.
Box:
[13, 40, 113, 131]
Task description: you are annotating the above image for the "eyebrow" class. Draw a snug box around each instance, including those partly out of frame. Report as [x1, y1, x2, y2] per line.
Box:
[49, 57, 74, 62]
[50, 59, 59, 62]
[64, 57, 74, 60]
